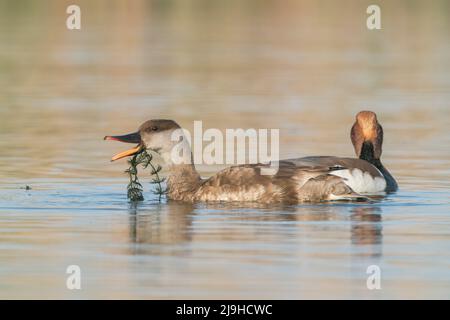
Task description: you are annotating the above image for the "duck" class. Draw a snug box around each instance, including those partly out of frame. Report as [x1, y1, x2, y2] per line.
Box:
[104, 119, 368, 204]
[286, 111, 397, 194]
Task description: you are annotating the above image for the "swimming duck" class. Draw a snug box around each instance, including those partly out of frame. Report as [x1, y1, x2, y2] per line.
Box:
[286, 111, 397, 194]
[105, 120, 367, 204]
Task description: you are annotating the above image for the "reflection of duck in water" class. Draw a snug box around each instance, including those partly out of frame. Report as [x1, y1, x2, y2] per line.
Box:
[287, 111, 397, 194]
[350, 206, 382, 248]
[105, 120, 368, 204]
[128, 202, 194, 247]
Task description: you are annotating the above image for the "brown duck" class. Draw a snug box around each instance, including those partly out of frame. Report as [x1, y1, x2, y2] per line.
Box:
[105, 120, 367, 204]
[287, 111, 397, 194]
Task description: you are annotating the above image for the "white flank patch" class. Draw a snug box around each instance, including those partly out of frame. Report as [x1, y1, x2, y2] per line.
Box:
[330, 168, 386, 194]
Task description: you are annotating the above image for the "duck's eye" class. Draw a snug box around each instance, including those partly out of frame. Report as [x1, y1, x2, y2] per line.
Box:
[150, 126, 158, 131]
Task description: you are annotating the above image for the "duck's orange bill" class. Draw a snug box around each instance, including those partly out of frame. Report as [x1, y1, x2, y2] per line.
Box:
[104, 132, 143, 162]
[110, 144, 143, 162]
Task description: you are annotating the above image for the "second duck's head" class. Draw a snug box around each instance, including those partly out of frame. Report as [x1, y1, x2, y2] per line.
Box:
[104, 119, 189, 164]
[351, 111, 383, 161]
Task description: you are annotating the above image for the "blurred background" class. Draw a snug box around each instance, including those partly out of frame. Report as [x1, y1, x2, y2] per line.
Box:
[0, 0, 448, 183]
[0, 0, 449, 299]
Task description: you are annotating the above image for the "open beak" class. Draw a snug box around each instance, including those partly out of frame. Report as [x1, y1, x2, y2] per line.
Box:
[104, 132, 143, 161]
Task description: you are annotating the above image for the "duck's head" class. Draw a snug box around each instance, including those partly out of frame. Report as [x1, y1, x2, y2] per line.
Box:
[104, 119, 186, 163]
[351, 111, 383, 161]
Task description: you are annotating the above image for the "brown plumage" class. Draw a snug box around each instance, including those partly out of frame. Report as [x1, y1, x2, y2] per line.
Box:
[166, 162, 364, 204]
[105, 120, 367, 204]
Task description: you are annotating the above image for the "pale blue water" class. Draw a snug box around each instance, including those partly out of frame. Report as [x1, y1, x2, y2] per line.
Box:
[0, 178, 449, 299]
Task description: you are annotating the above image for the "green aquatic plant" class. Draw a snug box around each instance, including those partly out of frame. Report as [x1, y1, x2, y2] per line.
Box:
[125, 149, 166, 202]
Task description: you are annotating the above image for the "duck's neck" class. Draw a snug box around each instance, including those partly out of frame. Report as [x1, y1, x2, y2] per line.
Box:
[359, 142, 397, 192]
[161, 149, 202, 201]
[360, 141, 380, 167]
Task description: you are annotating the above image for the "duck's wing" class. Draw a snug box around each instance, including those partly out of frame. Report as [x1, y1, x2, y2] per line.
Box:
[283, 156, 387, 194]
[272, 161, 369, 202]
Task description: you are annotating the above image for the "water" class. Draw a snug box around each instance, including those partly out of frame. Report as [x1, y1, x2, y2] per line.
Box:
[0, 0, 449, 299]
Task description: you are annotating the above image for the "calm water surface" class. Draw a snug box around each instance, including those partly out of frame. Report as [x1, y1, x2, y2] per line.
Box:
[0, 0, 449, 299]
